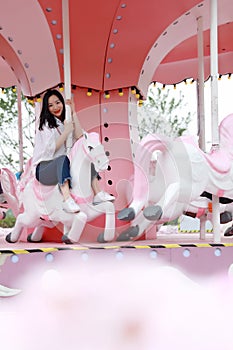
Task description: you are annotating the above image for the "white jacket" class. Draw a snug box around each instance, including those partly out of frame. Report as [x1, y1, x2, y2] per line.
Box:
[32, 119, 66, 171]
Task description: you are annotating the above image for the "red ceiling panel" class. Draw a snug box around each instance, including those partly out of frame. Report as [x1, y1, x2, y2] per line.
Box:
[1, 0, 233, 96]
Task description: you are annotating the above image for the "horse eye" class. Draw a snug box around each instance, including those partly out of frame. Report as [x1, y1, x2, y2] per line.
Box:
[88, 146, 93, 151]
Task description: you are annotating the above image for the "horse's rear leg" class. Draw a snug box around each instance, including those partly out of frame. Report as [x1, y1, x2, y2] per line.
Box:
[6, 213, 39, 243]
[28, 221, 56, 242]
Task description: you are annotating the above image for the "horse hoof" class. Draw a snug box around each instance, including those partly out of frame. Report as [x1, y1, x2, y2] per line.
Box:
[62, 234, 73, 244]
[0, 211, 6, 220]
[116, 225, 139, 241]
[224, 226, 233, 237]
[117, 208, 135, 221]
[5, 233, 14, 243]
[220, 211, 232, 224]
[27, 234, 42, 243]
[143, 205, 163, 221]
[97, 232, 107, 243]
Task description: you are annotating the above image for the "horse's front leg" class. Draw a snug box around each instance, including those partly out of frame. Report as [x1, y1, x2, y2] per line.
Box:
[117, 211, 155, 241]
[117, 168, 150, 222]
[62, 211, 87, 244]
[101, 201, 115, 241]
[117, 199, 147, 222]
[143, 182, 179, 221]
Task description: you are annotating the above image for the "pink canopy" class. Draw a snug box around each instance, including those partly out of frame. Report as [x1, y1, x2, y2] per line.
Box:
[1, 0, 232, 244]
[1, 0, 233, 97]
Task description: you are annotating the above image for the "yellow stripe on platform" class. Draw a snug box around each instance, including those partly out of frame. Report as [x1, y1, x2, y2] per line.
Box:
[194, 243, 212, 248]
[163, 244, 182, 248]
[222, 243, 233, 247]
[70, 246, 89, 250]
[2, 242, 233, 255]
[12, 249, 30, 254]
[40, 248, 59, 253]
[133, 245, 151, 249]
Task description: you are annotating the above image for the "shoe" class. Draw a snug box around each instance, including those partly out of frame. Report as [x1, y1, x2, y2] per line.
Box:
[93, 191, 115, 205]
[63, 197, 80, 213]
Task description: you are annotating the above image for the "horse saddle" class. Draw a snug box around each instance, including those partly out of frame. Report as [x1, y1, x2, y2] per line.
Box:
[202, 148, 231, 174]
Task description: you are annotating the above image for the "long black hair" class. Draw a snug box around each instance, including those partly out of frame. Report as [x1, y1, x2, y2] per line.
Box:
[38, 89, 66, 130]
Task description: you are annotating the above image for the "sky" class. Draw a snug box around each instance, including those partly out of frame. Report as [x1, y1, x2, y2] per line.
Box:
[168, 76, 233, 150]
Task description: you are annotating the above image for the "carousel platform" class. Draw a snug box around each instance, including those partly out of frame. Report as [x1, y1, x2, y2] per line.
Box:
[1, 223, 233, 294]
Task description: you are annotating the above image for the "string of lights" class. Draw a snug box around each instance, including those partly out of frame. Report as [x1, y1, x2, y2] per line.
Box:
[1, 73, 232, 106]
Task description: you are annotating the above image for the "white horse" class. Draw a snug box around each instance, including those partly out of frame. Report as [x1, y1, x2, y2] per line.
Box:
[117, 114, 233, 241]
[4, 132, 115, 244]
[0, 167, 20, 218]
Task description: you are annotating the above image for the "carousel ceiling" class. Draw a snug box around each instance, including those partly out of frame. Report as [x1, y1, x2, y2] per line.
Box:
[0, 0, 233, 97]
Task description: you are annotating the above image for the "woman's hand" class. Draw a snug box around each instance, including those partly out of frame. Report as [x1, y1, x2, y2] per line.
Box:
[55, 119, 74, 152]
[65, 98, 75, 116]
[64, 119, 74, 137]
[65, 97, 83, 140]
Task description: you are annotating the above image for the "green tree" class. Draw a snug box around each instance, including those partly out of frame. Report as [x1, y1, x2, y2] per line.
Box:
[138, 84, 192, 139]
[0, 88, 35, 172]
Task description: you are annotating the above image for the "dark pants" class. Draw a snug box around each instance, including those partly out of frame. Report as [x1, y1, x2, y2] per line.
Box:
[36, 155, 100, 187]
[36, 155, 71, 187]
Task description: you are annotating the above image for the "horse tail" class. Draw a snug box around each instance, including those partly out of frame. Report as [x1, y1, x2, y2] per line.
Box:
[139, 133, 170, 154]
[219, 114, 233, 158]
[18, 158, 33, 192]
[0, 168, 20, 216]
[131, 134, 169, 210]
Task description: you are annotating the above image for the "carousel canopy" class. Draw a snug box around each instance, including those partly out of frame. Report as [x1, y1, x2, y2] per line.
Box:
[0, 0, 233, 97]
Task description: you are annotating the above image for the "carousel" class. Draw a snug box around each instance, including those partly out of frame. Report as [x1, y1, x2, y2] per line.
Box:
[1, 0, 233, 321]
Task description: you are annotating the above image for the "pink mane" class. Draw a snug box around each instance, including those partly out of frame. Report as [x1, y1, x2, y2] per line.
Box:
[219, 114, 233, 157]
[69, 132, 100, 161]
